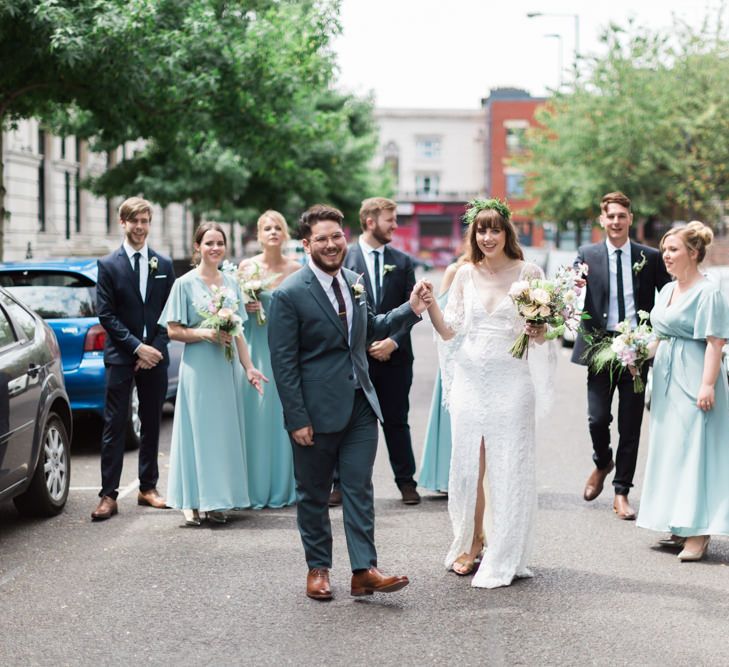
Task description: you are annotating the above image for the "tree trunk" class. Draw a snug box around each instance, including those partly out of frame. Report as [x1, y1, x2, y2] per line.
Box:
[0, 126, 5, 262]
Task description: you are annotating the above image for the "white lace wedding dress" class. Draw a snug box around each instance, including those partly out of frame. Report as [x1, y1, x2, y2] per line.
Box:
[438, 262, 554, 589]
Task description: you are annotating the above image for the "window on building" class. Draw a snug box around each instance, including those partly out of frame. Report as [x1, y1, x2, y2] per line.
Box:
[415, 173, 440, 197]
[37, 129, 46, 232]
[419, 215, 452, 238]
[383, 141, 400, 186]
[504, 120, 529, 153]
[506, 172, 526, 199]
[416, 137, 441, 159]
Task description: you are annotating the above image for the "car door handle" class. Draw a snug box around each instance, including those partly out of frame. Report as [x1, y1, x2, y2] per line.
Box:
[27, 364, 41, 378]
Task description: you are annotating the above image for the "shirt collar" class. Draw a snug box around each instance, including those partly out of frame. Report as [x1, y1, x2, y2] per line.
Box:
[123, 241, 149, 260]
[605, 238, 631, 255]
[308, 258, 343, 285]
[359, 236, 383, 255]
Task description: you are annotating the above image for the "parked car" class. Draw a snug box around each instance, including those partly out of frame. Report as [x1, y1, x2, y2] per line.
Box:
[0, 259, 181, 449]
[0, 286, 72, 516]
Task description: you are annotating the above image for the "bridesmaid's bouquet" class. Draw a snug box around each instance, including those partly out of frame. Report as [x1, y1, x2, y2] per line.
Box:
[508, 263, 588, 359]
[222, 261, 279, 326]
[587, 311, 657, 392]
[195, 285, 243, 362]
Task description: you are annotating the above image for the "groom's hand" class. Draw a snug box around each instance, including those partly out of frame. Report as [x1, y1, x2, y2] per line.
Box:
[292, 425, 314, 446]
[409, 280, 434, 315]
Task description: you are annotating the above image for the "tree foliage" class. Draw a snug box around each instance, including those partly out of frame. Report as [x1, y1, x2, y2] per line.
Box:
[521, 12, 729, 228]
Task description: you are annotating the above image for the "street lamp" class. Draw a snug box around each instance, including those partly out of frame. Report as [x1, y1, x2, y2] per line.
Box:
[527, 11, 580, 63]
[544, 33, 564, 88]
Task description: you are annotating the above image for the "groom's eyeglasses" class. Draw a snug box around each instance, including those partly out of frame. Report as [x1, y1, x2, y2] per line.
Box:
[310, 232, 346, 245]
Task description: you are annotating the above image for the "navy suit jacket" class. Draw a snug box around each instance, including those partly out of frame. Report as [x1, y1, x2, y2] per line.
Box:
[571, 240, 670, 366]
[96, 246, 175, 366]
[268, 265, 421, 434]
[343, 243, 416, 364]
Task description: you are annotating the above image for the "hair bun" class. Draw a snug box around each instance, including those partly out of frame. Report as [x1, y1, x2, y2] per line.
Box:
[687, 220, 714, 247]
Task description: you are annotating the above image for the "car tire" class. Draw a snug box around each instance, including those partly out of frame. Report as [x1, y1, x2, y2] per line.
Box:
[125, 384, 141, 451]
[13, 414, 71, 517]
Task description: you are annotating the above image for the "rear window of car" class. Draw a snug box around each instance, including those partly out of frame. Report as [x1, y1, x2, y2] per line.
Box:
[0, 271, 97, 319]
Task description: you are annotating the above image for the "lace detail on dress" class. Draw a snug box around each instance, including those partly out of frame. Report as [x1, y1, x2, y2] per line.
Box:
[434, 261, 555, 588]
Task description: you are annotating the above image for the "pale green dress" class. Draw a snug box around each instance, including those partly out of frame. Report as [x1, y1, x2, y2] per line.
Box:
[637, 279, 729, 536]
[159, 270, 250, 511]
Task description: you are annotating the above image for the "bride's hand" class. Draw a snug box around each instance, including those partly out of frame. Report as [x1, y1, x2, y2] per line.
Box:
[525, 322, 546, 344]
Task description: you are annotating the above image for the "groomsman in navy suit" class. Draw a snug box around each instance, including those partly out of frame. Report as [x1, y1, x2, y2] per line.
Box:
[572, 191, 670, 519]
[339, 197, 420, 505]
[92, 197, 175, 520]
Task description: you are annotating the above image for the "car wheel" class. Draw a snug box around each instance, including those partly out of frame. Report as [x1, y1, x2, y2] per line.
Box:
[125, 384, 141, 451]
[13, 414, 70, 517]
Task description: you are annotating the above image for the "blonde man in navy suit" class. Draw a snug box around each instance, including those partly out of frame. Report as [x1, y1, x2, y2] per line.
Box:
[92, 197, 175, 520]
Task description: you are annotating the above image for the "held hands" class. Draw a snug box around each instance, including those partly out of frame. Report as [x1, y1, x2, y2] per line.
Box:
[697, 383, 715, 412]
[292, 425, 314, 446]
[368, 338, 397, 362]
[135, 343, 163, 371]
[409, 279, 435, 315]
[246, 367, 269, 396]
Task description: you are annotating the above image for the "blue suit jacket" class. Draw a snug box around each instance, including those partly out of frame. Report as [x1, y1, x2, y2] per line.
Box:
[96, 246, 175, 366]
[268, 265, 421, 434]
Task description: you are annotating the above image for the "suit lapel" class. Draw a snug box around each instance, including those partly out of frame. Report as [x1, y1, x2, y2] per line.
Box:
[630, 242, 642, 298]
[144, 249, 156, 303]
[344, 269, 363, 342]
[305, 267, 348, 344]
[380, 246, 395, 304]
[349, 244, 374, 301]
[595, 243, 610, 319]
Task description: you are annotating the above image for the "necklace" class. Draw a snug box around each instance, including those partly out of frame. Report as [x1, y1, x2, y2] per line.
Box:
[479, 259, 515, 276]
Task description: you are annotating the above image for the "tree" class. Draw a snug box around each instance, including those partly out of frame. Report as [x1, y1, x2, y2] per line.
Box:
[520, 13, 729, 233]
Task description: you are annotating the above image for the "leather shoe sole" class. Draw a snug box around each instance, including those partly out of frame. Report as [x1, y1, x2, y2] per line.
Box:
[137, 491, 169, 509]
[306, 590, 333, 601]
[351, 577, 409, 597]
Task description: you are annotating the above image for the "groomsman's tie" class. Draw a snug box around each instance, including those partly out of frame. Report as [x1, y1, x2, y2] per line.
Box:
[133, 252, 142, 297]
[331, 276, 349, 335]
[373, 250, 382, 309]
[615, 248, 626, 323]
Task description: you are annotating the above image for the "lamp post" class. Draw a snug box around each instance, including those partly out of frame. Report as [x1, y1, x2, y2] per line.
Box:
[544, 33, 564, 88]
[527, 11, 580, 63]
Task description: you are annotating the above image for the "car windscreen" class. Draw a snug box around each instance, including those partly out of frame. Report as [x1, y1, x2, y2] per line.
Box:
[0, 271, 97, 319]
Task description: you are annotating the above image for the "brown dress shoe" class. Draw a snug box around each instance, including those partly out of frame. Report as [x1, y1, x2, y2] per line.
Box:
[350, 567, 409, 596]
[91, 496, 118, 521]
[583, 460, 615, 501]
[399, 483, 421, 505]
[328, 488, 342, 507]
[306, 568, 332, 600]
[137, 488, 169, 509]
[613, 494, 636, 520]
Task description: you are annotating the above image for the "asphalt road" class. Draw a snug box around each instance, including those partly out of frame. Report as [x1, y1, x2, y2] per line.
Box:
[1, 270, 728, 666]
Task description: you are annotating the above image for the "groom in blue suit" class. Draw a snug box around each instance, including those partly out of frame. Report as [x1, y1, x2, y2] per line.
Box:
[92, 197, 175, 521]
[268, 204, 432, 600]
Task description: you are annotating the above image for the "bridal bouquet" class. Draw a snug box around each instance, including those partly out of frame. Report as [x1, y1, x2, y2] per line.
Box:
[195, 285, 243, 362]
[507, 263, 588, 359]
[587, 311, 657, 392]
[222, 260, 279, 325]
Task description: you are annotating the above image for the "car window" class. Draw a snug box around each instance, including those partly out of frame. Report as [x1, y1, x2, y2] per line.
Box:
[0, 306, 17, 348]
[0, 271, 96, 319]
[0, 293, 37, 340]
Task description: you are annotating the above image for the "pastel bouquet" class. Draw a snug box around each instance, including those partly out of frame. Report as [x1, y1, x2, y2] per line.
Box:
[194, 284, 243, 362]
[587, 310, 657, 392]
[222, 260, 279, 325]
[508, 263, 589, 359]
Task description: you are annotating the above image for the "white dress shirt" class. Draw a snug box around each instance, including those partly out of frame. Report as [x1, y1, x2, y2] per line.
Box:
[308, 259, 353, 342]
[605, 239, 636, 331]
[358, 237, 384, 302]
[122, 241, 149, 302]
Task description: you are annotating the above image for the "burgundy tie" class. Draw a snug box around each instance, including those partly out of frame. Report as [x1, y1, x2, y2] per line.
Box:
[331, 277, 348, 334]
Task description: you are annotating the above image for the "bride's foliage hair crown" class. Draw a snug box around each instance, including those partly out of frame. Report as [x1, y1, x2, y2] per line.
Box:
[463, 198, 511, 226]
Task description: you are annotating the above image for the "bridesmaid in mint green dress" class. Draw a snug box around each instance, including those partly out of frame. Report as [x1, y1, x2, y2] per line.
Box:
[239, 210, 301, 508]
[160, 223, 267, 526]
[637, 223, 729, 561]
[419, 260, 462, 493]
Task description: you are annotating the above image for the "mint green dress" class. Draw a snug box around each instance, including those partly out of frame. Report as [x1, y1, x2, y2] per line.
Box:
[159, 270, 250, 511]
[637, 280, 729, 536]
[242, 289, 296, 508]
[419, 291, 452, 492]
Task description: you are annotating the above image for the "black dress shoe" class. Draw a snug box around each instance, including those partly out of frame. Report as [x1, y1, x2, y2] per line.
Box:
[399, 483, 420, 505]
[328, 488, 342, 507]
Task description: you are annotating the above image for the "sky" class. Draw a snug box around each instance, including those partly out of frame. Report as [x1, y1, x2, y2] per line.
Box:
[333, 0, 721, 109]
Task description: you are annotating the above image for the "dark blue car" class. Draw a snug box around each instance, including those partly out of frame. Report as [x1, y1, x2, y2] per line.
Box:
[0, 259, 181, 449]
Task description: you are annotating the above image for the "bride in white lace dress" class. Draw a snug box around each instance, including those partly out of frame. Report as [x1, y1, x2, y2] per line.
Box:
[427, 200, 554, 589]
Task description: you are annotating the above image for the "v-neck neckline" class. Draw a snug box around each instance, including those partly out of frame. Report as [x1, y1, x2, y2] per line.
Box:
[665, 278, 705, 308]
[469, 262, 523, 316]
[195, 270, 224, 293]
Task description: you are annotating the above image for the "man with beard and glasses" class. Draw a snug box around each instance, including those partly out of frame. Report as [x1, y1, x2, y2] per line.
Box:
[268, 204, 433, 601]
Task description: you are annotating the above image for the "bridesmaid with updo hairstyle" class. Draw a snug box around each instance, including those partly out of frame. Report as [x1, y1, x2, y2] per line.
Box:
[637, 221, 729, 562]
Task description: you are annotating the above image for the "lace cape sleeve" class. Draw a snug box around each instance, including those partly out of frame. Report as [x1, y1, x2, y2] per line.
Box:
[436, 264, 472, 408]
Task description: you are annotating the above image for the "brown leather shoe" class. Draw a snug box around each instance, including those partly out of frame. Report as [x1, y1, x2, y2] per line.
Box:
[399, 482, 421, 505]
[328, 488, 342, 507]
[613, 494, 636, 520]
[350, 567, 409, 596]
[91, 496, 118, 521]
[583, 460, 615, 501]
[137, 488, 169, 509]
[306, 568, 332, 600]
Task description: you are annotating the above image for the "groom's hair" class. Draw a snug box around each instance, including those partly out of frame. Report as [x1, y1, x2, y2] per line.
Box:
[298, 204, 344, 240]
[600, 191, 631, 213]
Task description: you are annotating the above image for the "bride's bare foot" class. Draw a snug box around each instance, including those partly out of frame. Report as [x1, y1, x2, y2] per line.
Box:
[452, 534, 485, 576]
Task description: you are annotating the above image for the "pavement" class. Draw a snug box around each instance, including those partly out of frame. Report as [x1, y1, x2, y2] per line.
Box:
[1, 269, 728, 666]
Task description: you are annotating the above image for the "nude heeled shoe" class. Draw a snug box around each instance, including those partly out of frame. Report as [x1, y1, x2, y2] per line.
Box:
[182, 509, 201, 526]
[677, 536, 710, 562]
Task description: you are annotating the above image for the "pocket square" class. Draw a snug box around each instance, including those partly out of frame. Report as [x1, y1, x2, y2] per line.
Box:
[154, 274, 167, 279]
